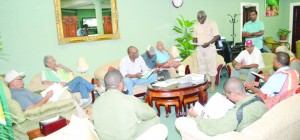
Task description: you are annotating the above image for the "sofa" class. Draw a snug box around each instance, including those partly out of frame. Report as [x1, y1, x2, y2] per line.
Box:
[0, 76, 76, 140]
[226, 53, 275, 81]
[94, 52, 225, 96]
[176, 93, 300, 140]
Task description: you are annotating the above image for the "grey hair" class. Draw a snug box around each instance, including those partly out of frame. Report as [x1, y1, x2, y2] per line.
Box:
[197, 10, 206, 17]
[43, 55, 52, 67]
[223, 77, 245, 95]
[104, 70, 123, 89]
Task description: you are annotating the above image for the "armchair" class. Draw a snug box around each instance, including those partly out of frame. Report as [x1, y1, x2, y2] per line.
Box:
[0, 77, 76, 140]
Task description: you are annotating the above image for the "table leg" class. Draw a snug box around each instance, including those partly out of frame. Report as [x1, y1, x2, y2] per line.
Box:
[179, 95, 183, 116]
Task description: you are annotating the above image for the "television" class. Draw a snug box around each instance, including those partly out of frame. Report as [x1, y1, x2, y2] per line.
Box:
[82, 17, 97, 28]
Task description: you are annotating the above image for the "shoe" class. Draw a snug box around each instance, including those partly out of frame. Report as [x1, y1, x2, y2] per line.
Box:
[79, 98, 92, 108]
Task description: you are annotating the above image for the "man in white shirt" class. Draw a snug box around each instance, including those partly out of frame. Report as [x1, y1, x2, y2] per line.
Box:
[120, 46, 158, 95]
[231, 40, 265, 81]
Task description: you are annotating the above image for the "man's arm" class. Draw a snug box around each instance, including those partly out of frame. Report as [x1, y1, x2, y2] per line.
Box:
[26, 91, 53, 110]
[202, 35, 220, 48]
[250, 30, 264, 37]
[240, 63, 259, 69]
[57, 64, 72, 73]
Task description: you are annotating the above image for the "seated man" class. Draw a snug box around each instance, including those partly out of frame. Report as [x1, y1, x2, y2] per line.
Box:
[176, 77, 267, 136]
[5, 70, 53, 110]
[276, 46, 300, 74]
[41, 55, 101, 107]
[93, 70, 167, 139]
[141, 45, 170, 80]
[245, 52, 299, 109]
[5, 69, 89, 117]
[155, 41, 181, 79]
[231, 40, 265, 81]
[120, 46, 157, 95]
[141, 45, 157, 69]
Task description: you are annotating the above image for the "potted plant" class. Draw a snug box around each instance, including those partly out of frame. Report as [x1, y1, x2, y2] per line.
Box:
[277, 29, 291, 40]
[173, 15, 196, 60]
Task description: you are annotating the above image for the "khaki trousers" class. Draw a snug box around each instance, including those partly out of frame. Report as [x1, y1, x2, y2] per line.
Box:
[196, 45, 217, 76]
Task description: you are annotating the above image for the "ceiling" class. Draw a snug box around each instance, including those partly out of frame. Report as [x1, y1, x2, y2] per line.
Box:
[61, 0, 111, 9]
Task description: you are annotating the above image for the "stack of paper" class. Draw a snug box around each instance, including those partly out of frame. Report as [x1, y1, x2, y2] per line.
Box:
[194, 92, 234, 119]
[41, 83, 68, 102]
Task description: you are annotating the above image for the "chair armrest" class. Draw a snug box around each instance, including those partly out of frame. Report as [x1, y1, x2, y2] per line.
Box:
[24, 99, 76, 120]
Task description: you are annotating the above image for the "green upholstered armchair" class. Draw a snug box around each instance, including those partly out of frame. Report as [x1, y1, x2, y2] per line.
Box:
[226, 53, 275, 81]
[0, 77, 76, 140]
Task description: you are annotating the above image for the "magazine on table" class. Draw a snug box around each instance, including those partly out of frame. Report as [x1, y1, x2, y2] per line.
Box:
[40, 83, 68, 102]
[193, 92, 234, 119]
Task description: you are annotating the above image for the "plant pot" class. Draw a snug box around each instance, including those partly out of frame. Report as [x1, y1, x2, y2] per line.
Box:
[280, 35, 287, 40]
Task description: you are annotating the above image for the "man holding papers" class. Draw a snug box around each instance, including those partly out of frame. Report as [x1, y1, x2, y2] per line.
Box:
[231, 40, 265, 81]
[5, 70, 53, 110]
[120, 46, 158, 95]
[176, 78, 267, 136]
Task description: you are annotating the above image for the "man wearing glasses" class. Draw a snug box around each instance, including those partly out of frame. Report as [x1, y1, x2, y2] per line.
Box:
[5, 70, 53, 110]
[193, 10, 220, 93]
[231, 40, 265, 81]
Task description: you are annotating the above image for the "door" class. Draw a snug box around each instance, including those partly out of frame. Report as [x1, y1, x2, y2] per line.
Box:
[62, 16, 78, 37]
[292, 6, 300, 53]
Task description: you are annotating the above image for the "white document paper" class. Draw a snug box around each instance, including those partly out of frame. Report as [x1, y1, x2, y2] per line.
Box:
[40, 83, 68, 102]
[194, 92, 234, 119]
[40, 116, 59, 124]
[251, 72, 265, 79]
[141, 69, 155, 79]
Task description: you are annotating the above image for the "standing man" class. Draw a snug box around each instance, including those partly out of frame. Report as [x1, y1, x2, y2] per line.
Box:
[193, 10, 220, 92]
[242, 10, 265, 52]
[120, 46, 158, 95]
[231, 40, 265, 81]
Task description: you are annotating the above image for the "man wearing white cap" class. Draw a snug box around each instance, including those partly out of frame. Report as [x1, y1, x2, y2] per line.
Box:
[141, 45, 157, 69]
[5, 70, 53, 110]
[231, 40, 265, 81]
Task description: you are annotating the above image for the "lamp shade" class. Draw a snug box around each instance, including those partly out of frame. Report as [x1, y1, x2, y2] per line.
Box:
[77, 57, 89, 73]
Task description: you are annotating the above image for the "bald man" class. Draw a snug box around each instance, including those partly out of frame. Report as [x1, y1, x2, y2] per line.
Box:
[193, 10, 220, 92]
[176, 78, 267, 136]
[93, 70, 167, 140]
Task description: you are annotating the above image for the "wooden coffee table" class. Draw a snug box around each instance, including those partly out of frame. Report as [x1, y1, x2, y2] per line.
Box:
[145, 80, 208, 116]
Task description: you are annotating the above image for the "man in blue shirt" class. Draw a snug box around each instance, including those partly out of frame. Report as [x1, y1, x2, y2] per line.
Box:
[242, 10, 265, 52]
[141, 45, 157, 69]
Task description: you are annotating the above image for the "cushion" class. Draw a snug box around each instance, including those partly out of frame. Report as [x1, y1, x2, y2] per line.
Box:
[26, 73, 50, 92]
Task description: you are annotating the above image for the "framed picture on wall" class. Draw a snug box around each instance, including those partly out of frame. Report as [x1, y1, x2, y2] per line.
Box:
[265, 0, 279, 17]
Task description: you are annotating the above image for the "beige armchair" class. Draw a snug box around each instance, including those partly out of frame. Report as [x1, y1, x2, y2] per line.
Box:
[0, 77, 76, 140]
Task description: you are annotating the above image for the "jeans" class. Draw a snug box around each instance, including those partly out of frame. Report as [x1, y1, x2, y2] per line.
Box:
[231, 68, 258, 82]
[124, 73, 158, 95]
[67, 77, 95, 99]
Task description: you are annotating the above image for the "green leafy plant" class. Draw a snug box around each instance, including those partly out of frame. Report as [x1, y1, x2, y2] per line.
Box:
[277, 29, 291, 40]
[277, 29, 291, 36]
[173, 15, 196, 60]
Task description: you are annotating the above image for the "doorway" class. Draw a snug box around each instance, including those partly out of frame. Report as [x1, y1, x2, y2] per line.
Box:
[289, 3, 300, 53]
[240, 3, 259, 42]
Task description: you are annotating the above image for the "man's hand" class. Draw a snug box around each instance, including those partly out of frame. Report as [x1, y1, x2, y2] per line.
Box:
[202, 42, 210, 48]
[234, 63, 242, 70]
[262, 73, 271, 82]
[56, 63, 65, 69]
[59, 82, 67, 87]
[135, 73, 142, 78]
[188, 106, 198, 118]
[45, 90, 54, 99]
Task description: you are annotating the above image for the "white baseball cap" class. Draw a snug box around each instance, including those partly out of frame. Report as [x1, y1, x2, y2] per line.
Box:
[146, 45, 155, 55]
[5, 69, 25, 83]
